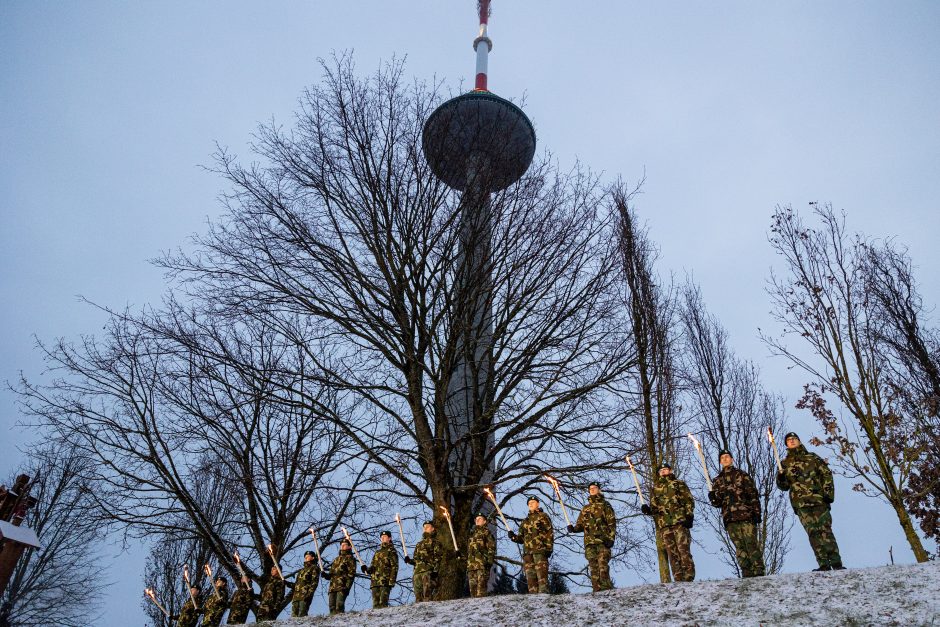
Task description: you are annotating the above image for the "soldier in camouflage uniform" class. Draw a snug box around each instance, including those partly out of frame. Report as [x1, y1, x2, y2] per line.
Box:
[200, 575, 229, 627]
[641, 463, 696, 582]
[226, 576, 255, 625]
[256, 565, 285, 621]
[508, 496, 554, 594]
[776, 432, 844, 571]
[568, 482, 616, 592]
[322, 538, 356, 614]
[708, 450, 766, 577]
[404, 521, 444, 602]
[174, 586, 202, 627]
[291, 550, 320, 617]
[466, 513, 496, 597]
[362, 530, 399, 608]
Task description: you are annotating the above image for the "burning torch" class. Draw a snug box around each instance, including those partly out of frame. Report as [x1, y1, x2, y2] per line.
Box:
[341, 527, 366, 569]
[266, 543, 284, 580]
[688, 433, 713, 490]
[182, 564, 199, 610]
[232, 549, 247, 579]
[439, 506, 460, 552]
[203, 563, 222, 600]
[394, 513, 409, 558]
[544, 474, 572, 527]
[625, 455, 646, 505]
[483, 486, 513, 533]
[144, 587, 169, 617]
[767, 427, 784, 473]
[308, 527, 325, 571]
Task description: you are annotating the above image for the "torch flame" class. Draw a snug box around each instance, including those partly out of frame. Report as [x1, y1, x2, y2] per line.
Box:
[688, 433, 703, 450]
[233, 550, 241, 564]
[439, 505, 451, 519]
[204, 563, 212, 577]
[544, 474, 560, 490]
[767, 427, 775, 443]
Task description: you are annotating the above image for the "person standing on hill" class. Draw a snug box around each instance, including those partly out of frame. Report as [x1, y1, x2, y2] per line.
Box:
[567, 482, 616, 592]
[641, 463, 696, 582]
[708, 450, 766, 577]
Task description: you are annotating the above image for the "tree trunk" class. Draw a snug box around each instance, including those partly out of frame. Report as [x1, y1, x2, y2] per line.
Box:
[889, 493, 930, 562]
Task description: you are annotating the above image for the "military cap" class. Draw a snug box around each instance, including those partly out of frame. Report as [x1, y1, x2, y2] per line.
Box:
[215, 574, 227, 583]
[474, 512, 488, 520]
[659, 462, 672, 470]
[589, 481, 601, 489]
[717, 449, 732, 460]
[304, 550, 315, 557]
[380, 530, 392, 538]
[423, 519, 435, 527]
[526, 495, 540, 504]
[784, 432, 800, 441]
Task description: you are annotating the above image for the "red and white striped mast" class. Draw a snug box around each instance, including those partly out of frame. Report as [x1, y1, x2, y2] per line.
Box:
[473, 0, 493, 91]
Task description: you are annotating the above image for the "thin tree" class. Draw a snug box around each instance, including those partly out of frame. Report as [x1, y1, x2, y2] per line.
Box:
[763, 203, 929, 562]
[681, 283, 791, 574]
[613, 182, 687, 582]
[0, 445, 104, 627]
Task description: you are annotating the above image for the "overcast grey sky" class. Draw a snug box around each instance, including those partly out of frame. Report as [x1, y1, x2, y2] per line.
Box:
[2, 1, 938, 624]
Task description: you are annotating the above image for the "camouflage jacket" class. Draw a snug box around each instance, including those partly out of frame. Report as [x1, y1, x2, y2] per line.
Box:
[175, 595, 201, 627]
[412, 530, 444, 575]
[293, 562, 320, 600]
[256, 576, 285, 620]
[515, 508, 554, 555]
[572, 493, 617, 547]
[369, 543, 399, 587]
[200, 586, 229, 626]
[649, 475, 694, 528]
[227, 586, 255, 623]
[709, 465, 761, 526]
[328, 548, 356, 592]
[776, 444, 834, 510]
[466, 525, 496, 570]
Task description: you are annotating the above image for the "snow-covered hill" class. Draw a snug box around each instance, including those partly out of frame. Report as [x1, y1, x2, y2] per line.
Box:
[261, 560, 939, 626]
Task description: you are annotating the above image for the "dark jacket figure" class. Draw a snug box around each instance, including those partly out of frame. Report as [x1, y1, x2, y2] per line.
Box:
[642, 466, 695, 582]
[709, 456, 766, 577]
[509, 497, 554, 593]
[364, 533, 399, 608]
[776, 435, 843, 571]
[226, 578, 256, 625]
[256, 571, 285, 621]
[569, 486, 616, 591]
[174, 590, 201, 627]
[200, 579, 229, 627]
[405, 524, 444, 602]
[466, 515, 497, 598]
[291, 554, 320, 617]
[323, 544, 356, 614]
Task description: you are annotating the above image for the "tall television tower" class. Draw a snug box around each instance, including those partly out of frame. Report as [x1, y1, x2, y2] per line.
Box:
[422, 1, 536, 488]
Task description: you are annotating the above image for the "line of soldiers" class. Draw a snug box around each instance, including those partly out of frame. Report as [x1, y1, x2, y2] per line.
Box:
[167, 432, 842, 625]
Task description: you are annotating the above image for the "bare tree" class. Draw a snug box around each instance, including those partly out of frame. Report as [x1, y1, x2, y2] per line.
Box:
[0, 445, 104, 627]
[763, 203, 929, 562]
[613, 183, 688, 582]
[141, 533, 216, 627]
[861, 240, 940, 547]
[681, 283, 791, 575]
[17, 305, 368, 618]
[156, 55, 637, 598]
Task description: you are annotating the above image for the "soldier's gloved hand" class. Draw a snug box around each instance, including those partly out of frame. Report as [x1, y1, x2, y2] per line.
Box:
[454, 551, 462, 560]
[321, 570, 332, 580]
[751, 512, 762, 524]
[640, 504, 652, 516]
[360, 565, 370, 574]
[707, 490, 717, 504]
[403, 556, 414, 565]
[823, 494, 834, 504]
[682, 514, 694, 529]
[507, 530, 519, 543]
[603, 539, 614, 549]
[566, 524, 575, 533]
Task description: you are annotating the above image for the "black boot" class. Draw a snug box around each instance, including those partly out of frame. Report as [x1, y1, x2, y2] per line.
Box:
[812, 565, 831, 572]
[831, 563, 846, 570]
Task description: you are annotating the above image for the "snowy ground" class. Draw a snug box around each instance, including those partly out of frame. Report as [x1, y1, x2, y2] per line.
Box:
[260, 560, 940, 626]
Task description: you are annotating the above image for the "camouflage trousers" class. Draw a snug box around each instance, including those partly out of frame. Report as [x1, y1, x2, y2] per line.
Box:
[796, 505, 842, 569]
[585, 543, 613, 592]
[371, 584, 392, 608]
[661, 524, 695, 582]
[522, 551, 550, 593]
[291, 594, 313, 617]
[413, 571, 438, 602]
[726, 521, 765, 577]
[328, 588, 349, 614]
[468, 567, 489, 597]
[226, 605, 250, 624]
[201, 611, 225, 627]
